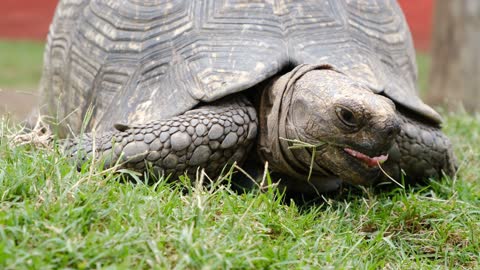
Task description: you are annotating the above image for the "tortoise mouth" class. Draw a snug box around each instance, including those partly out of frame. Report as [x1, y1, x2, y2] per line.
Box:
[344, 148, 389, 168]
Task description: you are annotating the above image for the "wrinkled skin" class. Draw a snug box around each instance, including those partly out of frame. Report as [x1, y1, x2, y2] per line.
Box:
[258, 67, 454, 193]
[287, 70, 399, 183]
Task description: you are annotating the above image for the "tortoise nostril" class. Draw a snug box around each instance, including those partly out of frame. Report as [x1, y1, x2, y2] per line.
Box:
[386, 127, 395, 138]
[386, 120, 400, 139]
[373, 117, 400, 140]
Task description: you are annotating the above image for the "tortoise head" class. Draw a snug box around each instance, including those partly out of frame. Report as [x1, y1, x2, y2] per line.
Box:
[259, 65, 400, 187]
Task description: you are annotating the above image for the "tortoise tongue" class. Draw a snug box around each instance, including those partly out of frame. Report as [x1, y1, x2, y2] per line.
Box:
[344, 148, 389, 167]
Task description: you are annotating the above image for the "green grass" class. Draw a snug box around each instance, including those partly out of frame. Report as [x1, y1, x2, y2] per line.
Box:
[0, 40, 479, 269]
[0, 40, 44, 90]
[416, 53, 431, 96]
[0, 114, 478, 269]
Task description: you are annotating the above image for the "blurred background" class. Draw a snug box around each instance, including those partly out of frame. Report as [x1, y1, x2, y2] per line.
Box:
[0, 0, 477, 121]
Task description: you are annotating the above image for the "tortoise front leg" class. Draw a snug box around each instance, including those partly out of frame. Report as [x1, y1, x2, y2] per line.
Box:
[383, 111, 456, 183]
[66, 97, 258, 179]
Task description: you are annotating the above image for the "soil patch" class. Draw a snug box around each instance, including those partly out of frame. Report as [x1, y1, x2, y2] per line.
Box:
[0, 89, 38, 122]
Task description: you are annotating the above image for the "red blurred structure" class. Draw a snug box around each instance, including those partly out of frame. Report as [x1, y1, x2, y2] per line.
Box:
[0, 0, 434, 51]
[0, 0, 57, 40]
[398, 0, 435, 51]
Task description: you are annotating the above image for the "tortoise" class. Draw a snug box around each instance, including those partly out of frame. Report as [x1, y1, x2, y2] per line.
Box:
[35, 0, 456, 193]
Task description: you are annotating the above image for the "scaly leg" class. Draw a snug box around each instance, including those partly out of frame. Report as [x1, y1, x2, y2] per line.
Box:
[383, 110, 456, 183]
[66, 97, 258, 179]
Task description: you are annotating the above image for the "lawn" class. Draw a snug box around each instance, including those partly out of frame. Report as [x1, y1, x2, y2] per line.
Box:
[0, 40, 479, 269]
[0, 40, 44, 90]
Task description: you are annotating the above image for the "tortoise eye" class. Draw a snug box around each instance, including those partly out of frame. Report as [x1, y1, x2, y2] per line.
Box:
[335, 106, 358, 128]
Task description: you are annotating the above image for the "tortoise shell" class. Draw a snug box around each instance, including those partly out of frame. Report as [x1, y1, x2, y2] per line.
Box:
[39, 0, 440, 134]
